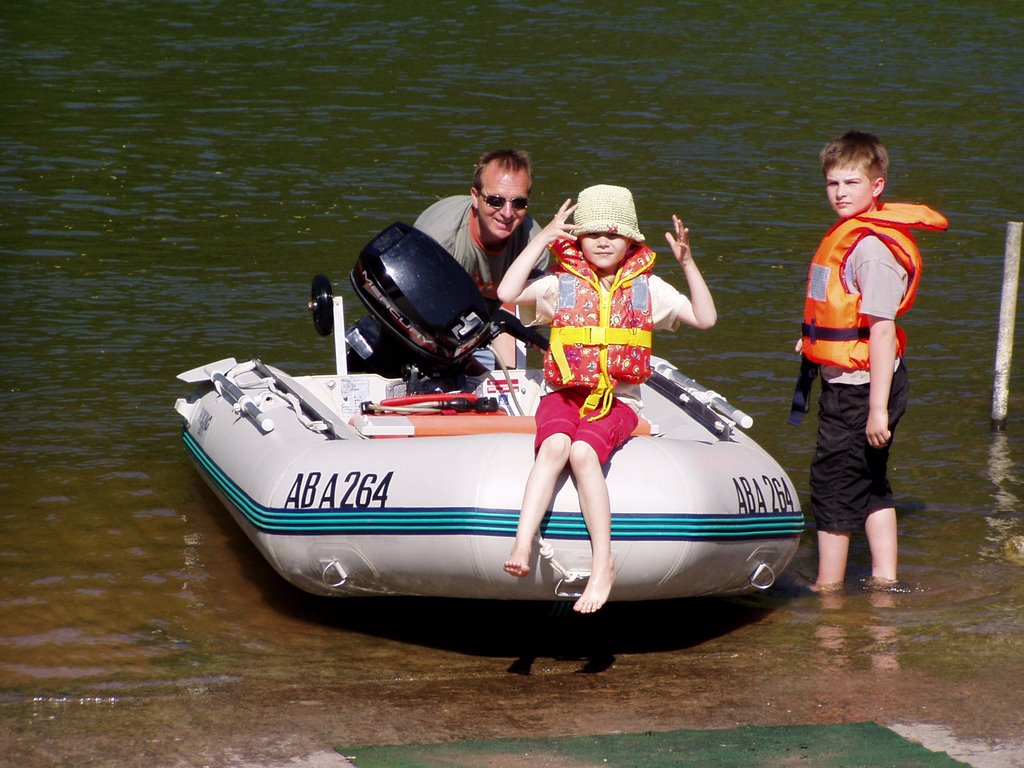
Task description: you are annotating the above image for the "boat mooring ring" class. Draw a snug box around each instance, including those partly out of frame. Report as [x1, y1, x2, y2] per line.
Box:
[748, 562, 775, 590]
[309, 274, 334, 337]
[321, 559, 348, 588]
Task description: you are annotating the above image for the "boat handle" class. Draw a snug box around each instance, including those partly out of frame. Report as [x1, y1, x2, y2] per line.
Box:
[748, 562, 776, 590]
[211, 372, 275, 433]
[554, 573, 589, 598]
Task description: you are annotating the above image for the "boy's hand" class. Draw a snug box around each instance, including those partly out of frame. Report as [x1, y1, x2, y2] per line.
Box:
[539, 198, 577, 244]
[665, 215, 693, 267]
[866, 407, 892, 448]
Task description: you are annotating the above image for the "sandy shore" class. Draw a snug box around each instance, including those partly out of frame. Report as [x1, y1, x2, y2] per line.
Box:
[5, 629, 1022, 768]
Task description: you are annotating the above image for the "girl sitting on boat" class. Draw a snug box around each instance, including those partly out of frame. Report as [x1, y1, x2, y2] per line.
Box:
[496, 184, 718, 613]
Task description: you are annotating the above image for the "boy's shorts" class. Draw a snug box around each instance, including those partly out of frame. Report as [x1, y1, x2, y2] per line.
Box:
[534, 387, 639, 464]
[810, 363, 910, 533]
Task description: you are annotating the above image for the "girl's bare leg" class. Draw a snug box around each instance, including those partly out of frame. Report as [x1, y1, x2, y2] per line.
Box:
[504, 434, 571, 577]
[568, 441, 615, 613]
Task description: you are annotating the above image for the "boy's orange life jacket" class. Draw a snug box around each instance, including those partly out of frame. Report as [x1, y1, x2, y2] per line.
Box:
[801, 202, 948, 370]
[543, 237, 656, 420]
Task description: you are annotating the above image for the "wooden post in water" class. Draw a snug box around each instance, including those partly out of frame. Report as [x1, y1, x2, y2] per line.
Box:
[992, 221, 1024, 431]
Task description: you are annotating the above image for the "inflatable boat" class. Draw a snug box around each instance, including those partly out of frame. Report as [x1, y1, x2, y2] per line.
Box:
[174, 223, 802, 602]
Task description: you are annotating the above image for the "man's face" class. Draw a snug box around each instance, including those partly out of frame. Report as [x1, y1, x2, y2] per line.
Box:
[470, 162, 531, 247]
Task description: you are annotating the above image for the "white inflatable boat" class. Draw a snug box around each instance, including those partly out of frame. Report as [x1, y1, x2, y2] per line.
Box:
[174, 223, 802, 602]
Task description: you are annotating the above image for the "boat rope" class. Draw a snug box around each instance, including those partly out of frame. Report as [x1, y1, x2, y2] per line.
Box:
[227, 359, 331, 434]
[272, 385, 330, 432]
[537, 537, 568, 578]
[536, 536, 587, 582]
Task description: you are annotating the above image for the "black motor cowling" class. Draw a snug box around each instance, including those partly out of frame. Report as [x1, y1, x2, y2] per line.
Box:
[348, 222, 492, 373]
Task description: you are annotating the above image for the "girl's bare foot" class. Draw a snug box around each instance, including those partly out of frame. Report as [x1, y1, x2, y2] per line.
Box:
[503, 558, 530, 577]
[503, 541, 532, 577]
[574, 559, 615, 613]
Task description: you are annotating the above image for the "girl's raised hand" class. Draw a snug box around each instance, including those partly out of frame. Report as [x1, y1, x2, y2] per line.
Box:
[539, 198, 578, 244]
[664, 214, 693, 266]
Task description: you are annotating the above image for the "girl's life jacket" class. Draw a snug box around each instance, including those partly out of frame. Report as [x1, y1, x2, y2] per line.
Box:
[543, 237, 656, 420]
[801, 202, 948, 370]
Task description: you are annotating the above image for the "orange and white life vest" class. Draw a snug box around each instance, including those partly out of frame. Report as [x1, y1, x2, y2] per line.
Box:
[801, 202, 947, 370]
[543, 237, 656, 419]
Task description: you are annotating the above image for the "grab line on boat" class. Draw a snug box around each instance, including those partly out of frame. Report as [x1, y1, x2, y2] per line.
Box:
[537, 536, 590, 598]
[251, 359, 352, 439]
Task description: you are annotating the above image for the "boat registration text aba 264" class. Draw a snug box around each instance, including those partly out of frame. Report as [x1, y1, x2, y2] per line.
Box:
[285, 471, 394, 509]
[281, 470, 795, 516]
[735, 475, 796, 515]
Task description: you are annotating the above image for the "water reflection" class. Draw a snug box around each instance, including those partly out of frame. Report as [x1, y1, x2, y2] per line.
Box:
[813, 588, 900, 674]
[986, 432, 1018, 514]
[985, 432, 1024, 564]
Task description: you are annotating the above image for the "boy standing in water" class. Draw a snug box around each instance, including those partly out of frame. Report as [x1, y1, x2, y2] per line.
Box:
[498, 185, 717, 613]
[794, 131, 947, 592]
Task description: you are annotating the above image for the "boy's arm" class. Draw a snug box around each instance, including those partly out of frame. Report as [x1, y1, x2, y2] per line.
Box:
[854, 236, 904, 448]
[663, 215, 717, 329]
[497, 198, 576, 305]
[866, 315, 897, 447]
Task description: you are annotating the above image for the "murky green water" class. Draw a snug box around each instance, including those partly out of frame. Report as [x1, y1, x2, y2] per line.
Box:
[2, 1, 1023, 765]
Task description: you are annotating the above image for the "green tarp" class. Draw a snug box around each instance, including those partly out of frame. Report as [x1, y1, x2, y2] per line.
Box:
[340, 722, 969, 768]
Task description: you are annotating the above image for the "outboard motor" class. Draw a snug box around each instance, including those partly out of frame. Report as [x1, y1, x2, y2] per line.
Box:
[347, 222, 493, 379]
[311, 222, 548, 386]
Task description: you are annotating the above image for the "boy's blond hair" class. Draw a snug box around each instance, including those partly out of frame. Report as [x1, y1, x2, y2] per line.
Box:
[820, 130, 889, 180]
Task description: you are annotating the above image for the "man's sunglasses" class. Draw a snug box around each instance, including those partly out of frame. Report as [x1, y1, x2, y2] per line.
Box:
[482, 194, 528, 211]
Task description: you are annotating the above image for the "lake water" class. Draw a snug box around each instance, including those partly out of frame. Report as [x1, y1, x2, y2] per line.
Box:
[2, 2, 1023, 766]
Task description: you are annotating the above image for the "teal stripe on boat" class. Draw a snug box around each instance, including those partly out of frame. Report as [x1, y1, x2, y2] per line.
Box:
[183, 431, 804, 540]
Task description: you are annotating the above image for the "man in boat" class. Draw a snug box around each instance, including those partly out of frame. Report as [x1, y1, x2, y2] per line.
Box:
[793, 130, 947, 593]
[497, 185, 717, 613]
[414, 148, 547, 368]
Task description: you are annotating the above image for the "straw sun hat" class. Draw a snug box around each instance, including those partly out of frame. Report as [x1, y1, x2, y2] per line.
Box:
[570, 184, 645, 243]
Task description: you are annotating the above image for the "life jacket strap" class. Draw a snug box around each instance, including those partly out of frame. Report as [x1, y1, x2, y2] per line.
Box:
[581, 381, 616, 421]
[788, 355, 820, 426]
[801, 321, 870, 344]
[548, 326, 652, 383]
